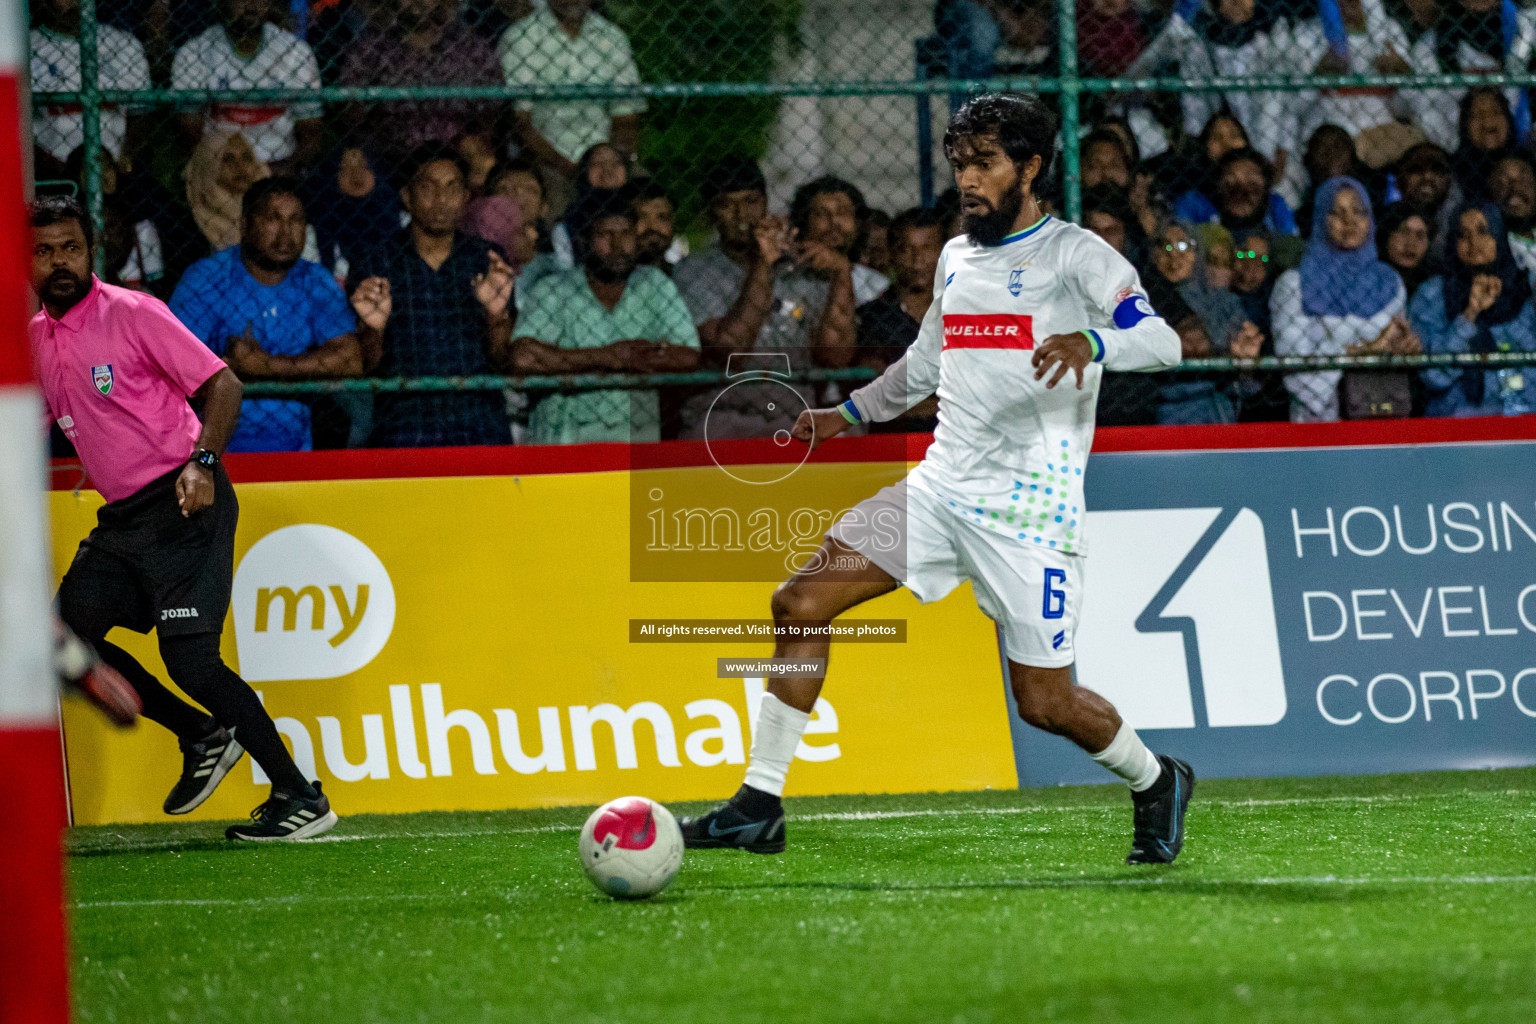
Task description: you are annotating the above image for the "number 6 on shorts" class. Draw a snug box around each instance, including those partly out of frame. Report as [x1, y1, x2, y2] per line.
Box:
[1042, 568, 1067, 620]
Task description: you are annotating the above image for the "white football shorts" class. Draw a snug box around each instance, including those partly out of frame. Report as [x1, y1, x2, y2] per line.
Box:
[827, 476, 1084, 668]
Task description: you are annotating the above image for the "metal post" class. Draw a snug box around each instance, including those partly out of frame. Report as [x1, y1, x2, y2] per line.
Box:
[0, 0, 71, 1017]
[78, 0, 103, 268]
[916, 39, 935, 208]
[1055, 0, 1081, 223]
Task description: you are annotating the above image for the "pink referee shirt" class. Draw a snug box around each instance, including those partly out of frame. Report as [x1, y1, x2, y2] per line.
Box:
[30, 277, 227, 503]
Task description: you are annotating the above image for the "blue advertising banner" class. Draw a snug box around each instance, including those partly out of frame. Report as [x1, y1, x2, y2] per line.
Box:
[1009, 439, 1536, 786]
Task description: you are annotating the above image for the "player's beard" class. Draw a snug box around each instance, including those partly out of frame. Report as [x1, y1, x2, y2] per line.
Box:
[963, 172, 1026, 248]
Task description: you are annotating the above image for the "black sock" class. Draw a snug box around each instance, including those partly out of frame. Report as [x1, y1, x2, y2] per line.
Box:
[159, 633, 314, 797]
[1136, 755, 1174, 799]
[92, 638, 215, 741]
[731, 784, 782, 818]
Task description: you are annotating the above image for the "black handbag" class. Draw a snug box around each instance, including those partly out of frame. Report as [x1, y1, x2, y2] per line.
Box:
[1339, 371, 1413, 419]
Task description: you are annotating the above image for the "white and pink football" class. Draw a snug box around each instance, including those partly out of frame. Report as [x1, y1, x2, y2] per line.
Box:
[578, 796, 684, 899]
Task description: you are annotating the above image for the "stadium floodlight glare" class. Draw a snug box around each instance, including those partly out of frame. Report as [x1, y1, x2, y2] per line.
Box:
[0, 0, 71, 1017]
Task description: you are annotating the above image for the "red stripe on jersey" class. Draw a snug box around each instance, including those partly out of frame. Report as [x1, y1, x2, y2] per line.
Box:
[941, 313, 1034, 350]
[211, 103, 286, 126]
[44, 102, 122, 114]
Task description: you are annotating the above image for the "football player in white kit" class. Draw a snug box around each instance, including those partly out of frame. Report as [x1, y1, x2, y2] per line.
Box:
[680, 94, 1195, 865]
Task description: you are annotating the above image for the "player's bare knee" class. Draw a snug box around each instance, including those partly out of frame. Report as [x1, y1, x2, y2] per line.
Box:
[1011, 665, 1077, 735]
[1015, 688, 1070, 735]
[771, 579, 831, 624]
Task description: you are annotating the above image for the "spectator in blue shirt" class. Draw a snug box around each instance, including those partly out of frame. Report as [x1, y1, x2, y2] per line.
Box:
[170, 177, 362, 452]
[1410, 202, 1536, 417]
[1174, 146, 1298, 237]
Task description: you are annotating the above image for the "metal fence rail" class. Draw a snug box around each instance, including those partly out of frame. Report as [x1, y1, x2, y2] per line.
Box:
[229, 351, 1536, 398]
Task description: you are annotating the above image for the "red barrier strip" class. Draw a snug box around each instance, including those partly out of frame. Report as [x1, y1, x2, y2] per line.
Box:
[0, 64, 71, 1024]
[0, 77, 28, 387]
[0, 729, 70, 1024]
[1090, 414, 1536, 452]
[49, 417, 1535, 489]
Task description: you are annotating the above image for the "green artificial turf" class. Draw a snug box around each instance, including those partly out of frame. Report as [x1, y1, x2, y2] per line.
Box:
[69, 768, 1536, 1024]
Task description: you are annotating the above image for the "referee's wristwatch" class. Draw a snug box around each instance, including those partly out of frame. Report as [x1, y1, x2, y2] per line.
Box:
[190, 448, 219, 473]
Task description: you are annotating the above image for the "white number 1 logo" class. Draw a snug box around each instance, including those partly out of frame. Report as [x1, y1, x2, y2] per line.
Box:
[1074, 508, 1288, 730]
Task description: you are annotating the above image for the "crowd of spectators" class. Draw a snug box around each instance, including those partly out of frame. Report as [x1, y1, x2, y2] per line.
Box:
[28, 0, 1536, 452]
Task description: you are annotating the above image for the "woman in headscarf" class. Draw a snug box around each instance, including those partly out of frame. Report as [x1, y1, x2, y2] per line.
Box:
[1228, 228, 1296, 420]
[301, 146, 401, 281]
[1410, 201, 1536, 416]
[1272, 176, 1418, 422]
[552, 142, 631, 268]
[1451, 86, 1517, 201]
[1230, 228, 1280, 340]
[459, 193, 528, 267]
[1076, 0, 1147, 78]
[1377, 201, 1438, 301]
[184, 129, 269, 252]
[1143, 218, 1263, 423]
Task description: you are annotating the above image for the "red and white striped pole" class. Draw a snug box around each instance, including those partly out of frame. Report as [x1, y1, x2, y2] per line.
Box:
[0, 0, 71, 1017]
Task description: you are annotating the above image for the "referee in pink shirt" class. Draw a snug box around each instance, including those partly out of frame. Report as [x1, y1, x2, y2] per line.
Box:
[29, 196, 337, 842]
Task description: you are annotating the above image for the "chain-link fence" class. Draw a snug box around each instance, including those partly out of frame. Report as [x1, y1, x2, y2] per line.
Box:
[28, 0, 1536, 451]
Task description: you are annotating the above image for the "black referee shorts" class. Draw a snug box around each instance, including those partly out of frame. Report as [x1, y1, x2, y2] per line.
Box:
[58, 463, 239, 640]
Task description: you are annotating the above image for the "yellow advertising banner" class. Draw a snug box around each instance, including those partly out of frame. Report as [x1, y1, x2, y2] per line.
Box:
[52, 460, 1019, 826]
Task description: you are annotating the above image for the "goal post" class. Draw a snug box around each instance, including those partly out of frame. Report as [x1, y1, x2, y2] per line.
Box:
[0, 0, 71, 1015]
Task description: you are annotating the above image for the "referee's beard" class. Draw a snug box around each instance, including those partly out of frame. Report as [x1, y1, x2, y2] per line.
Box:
[41, 265, 92, 313]
[962, 171, 1026, 248]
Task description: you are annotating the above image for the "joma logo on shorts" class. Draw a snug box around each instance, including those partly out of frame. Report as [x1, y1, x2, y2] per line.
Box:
[161, 608, 199, 620]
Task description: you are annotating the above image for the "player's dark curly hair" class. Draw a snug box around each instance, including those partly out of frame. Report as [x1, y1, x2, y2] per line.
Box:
[943, 93, 1057, 188]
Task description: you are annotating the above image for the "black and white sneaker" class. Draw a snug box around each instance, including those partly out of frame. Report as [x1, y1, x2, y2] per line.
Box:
[679, 786, 786, 854]
[164, 726, 245, 815]
[1126, 754, 1195, 865]
[226, 782, 338, 842]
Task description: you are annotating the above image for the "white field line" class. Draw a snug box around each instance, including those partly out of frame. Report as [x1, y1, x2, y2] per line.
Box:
[797, 789, 1521, 821]
[68, 789, 1531, 855]
[72, 874, 1536, 910]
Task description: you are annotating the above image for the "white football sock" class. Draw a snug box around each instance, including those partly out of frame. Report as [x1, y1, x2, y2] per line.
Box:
[742, 693, 812, 797]
[1091, 721, 1163, 791]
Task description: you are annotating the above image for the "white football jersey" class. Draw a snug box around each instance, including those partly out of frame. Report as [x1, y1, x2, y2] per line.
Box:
[172, 24, 322, 163]
[30, 25, 150, 163]
[847, 215, 1180, 555]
